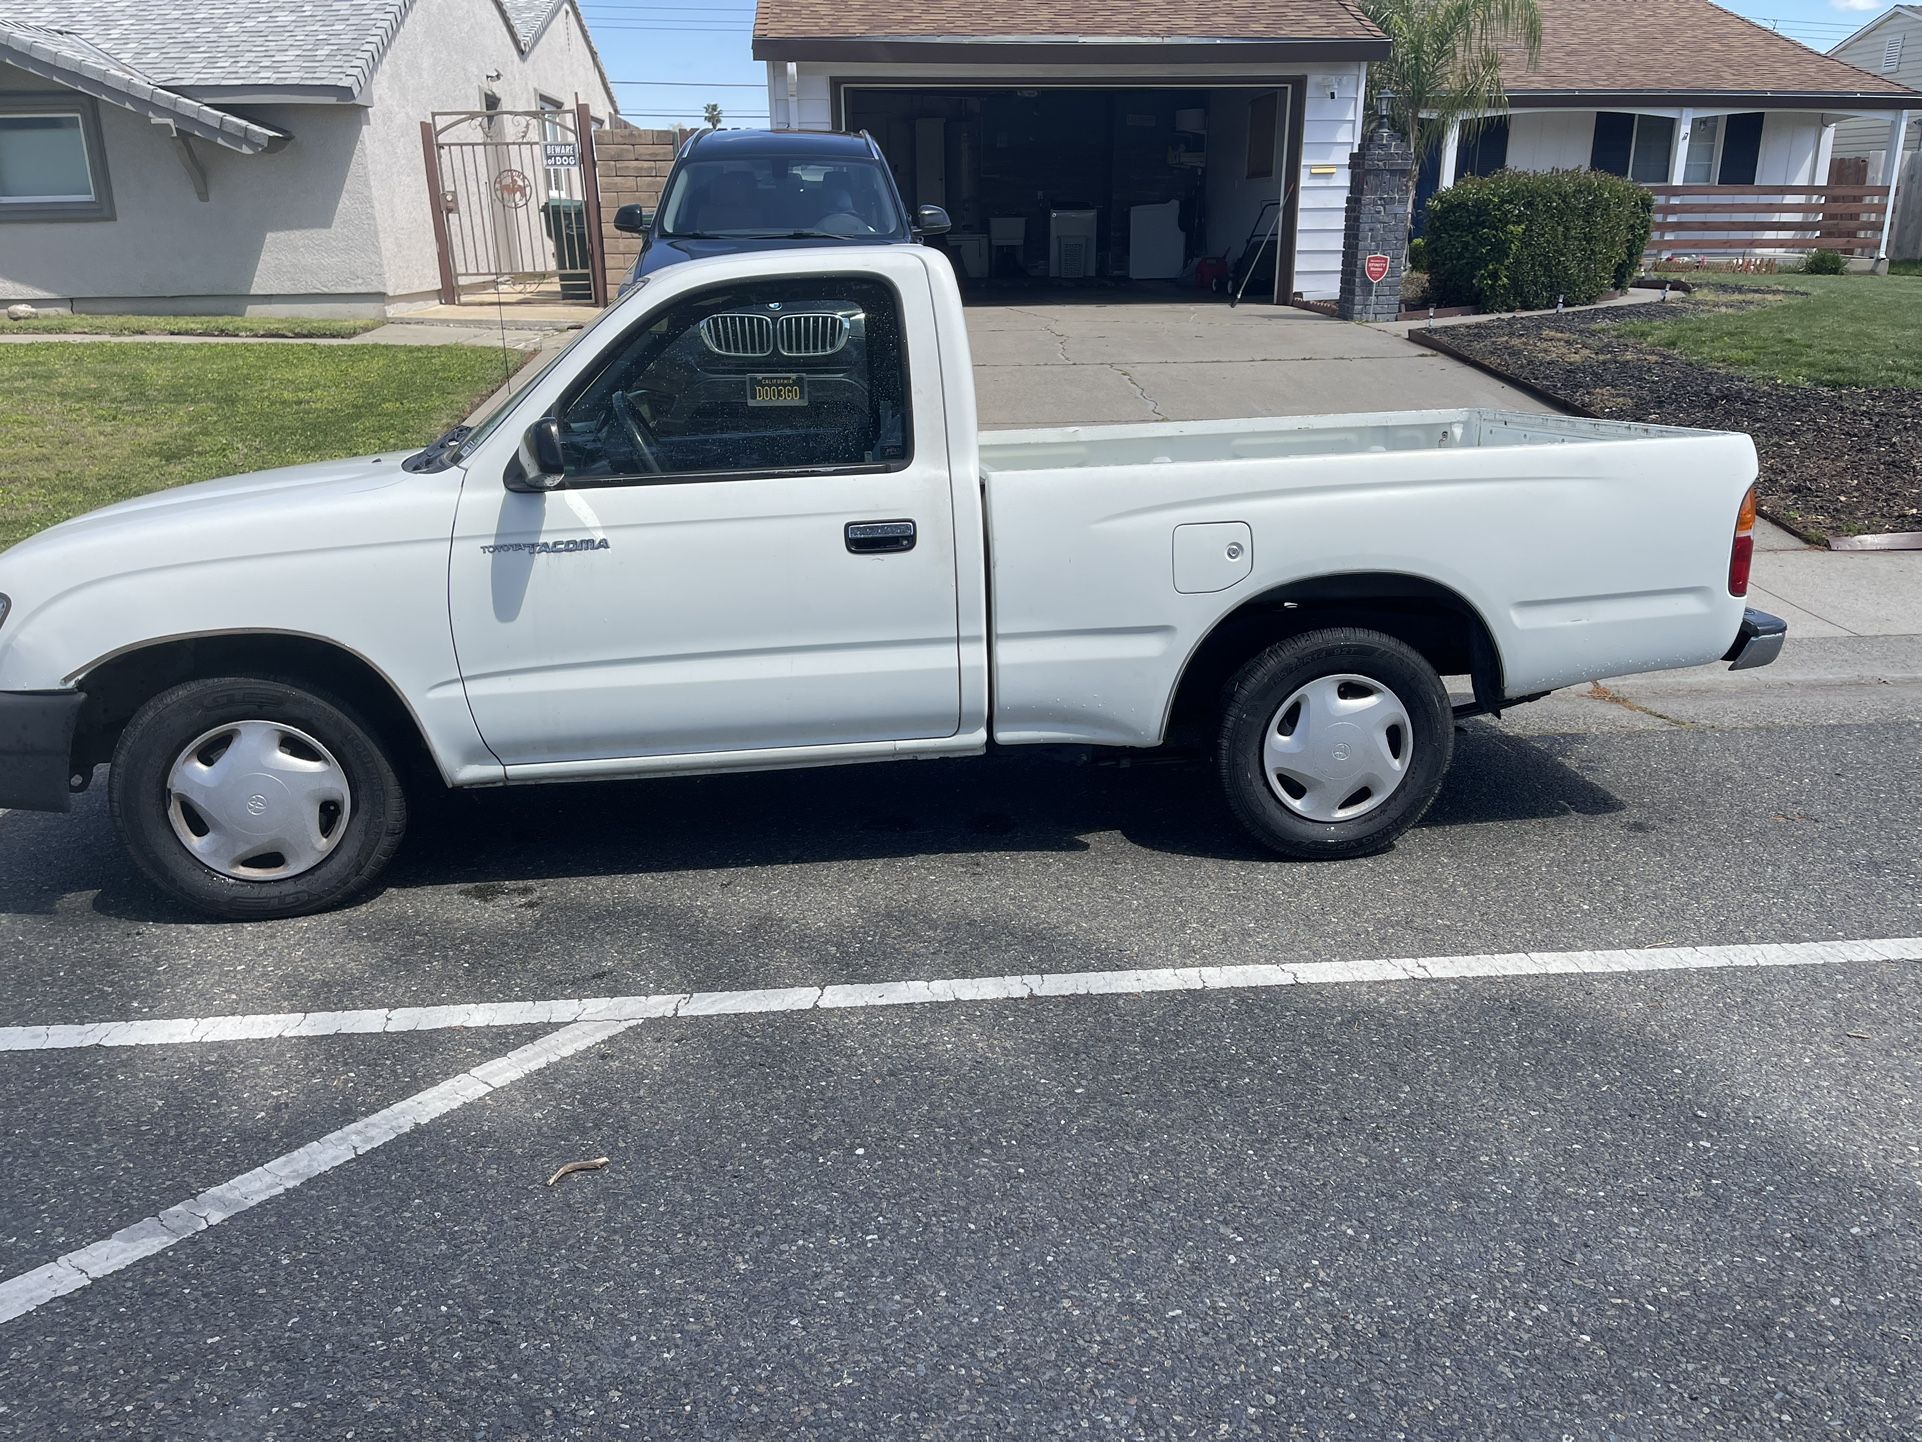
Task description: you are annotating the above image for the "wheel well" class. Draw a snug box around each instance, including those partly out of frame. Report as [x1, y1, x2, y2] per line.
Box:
[71, 634, 441, 788]
[1164, 574, 1504, 745]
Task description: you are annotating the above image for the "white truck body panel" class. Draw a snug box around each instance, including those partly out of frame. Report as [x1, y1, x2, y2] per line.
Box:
[0, 246, 1758, 797]
[980, 410, 1756, 746]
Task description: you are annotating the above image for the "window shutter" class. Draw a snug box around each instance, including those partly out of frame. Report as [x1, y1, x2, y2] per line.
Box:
[1717, 112, 1764, 186]
[1589, 111, 1634, 176]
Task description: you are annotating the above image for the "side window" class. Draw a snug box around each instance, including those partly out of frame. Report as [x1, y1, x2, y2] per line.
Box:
[556, 276, 911, 484]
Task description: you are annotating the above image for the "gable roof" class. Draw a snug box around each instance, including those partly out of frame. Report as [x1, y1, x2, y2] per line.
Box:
[1504, 0, 1919, 106]
[1831, 4, 1922, 55]
[0, 17, 285, 151]
[753, 0, 1386, 57]
[0, 0, 593, 101]
[0, 0, 416, 99]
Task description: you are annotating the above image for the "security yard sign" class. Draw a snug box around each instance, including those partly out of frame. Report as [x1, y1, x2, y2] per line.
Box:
[1364, 253, 1391, 285]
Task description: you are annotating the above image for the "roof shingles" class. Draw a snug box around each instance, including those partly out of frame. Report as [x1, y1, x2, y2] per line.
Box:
[1, 0, 418, 95]
[752, 0, 1383, 42]
[1501, 0, 1912, 99]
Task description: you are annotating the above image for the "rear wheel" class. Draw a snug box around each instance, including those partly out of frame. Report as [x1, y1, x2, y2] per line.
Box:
[110, 677, 407, 919]
[1218, 628, 1453, 861]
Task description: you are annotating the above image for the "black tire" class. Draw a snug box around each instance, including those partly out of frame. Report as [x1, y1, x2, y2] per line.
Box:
[1217, 628, 1453, 861]
[109, 677, 407, 920]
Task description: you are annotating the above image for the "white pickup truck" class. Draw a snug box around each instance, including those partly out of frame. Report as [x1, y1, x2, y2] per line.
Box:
[0, 246, 1782, 919]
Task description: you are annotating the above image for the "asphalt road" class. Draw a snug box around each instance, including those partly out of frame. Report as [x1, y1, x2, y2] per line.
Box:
[2, 659, 1919, 1439]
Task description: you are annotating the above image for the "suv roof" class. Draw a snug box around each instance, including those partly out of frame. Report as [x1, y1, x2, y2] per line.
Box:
[677, 127, 884, 161]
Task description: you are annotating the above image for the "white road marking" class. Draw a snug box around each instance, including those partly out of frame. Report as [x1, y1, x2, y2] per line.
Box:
[2, 937, 1917, 1054]
[2, 935, 1918, 1327]
[0, 1019, 629, 1328]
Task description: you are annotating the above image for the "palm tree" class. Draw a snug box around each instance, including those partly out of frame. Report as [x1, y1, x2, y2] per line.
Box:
[1359, 0, 1543, 186]
[703, 103, 723, 130]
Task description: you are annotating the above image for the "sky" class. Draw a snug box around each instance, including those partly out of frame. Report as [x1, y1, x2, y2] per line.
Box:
[582, 0, 1904, 131]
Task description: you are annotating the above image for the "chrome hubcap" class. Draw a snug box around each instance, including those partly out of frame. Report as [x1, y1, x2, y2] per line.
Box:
[165, 721, 352, 881]
[1262, 673, 1413, 823]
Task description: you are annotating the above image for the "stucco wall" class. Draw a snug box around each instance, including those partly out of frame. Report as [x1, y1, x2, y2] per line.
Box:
[766, 59, 1366, 300]
[362, 0, 617, 300]
[1, 1, 616, 312]
[0, 62, 384, 311]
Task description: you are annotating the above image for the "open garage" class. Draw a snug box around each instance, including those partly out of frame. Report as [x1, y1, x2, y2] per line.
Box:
[753, 0, 1393, 302]
[843, 84, 1301, 303]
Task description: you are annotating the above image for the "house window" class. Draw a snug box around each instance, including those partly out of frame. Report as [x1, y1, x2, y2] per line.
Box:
[1681, 115, 1721, 185]
[0, 97, 113, 220]
[1884, 35, 1904, 73]
[1245, 91, 1278, 180]
[1627, 115, 1675, 184]
[1591, 112, 1678, 184]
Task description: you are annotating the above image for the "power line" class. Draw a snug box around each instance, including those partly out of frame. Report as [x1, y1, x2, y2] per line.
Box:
[611, 79, 769, 87]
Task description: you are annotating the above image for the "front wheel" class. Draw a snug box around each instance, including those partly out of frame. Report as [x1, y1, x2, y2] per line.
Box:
[1218, 628, 1453, 861]
[109, 677, 408, 920]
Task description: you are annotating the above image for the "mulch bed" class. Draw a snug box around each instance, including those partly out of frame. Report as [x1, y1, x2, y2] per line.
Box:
[1426, 300, 1922, 541]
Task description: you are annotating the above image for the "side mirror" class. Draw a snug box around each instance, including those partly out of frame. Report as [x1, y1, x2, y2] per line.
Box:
[505, 417, 566, 493]
[612, 203, 651, 235]
[912, 203, 951, 237]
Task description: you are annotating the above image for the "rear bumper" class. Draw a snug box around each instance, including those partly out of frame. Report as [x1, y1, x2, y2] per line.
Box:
[1723, 607, 1788, 671]
[0, 689, 85, 812]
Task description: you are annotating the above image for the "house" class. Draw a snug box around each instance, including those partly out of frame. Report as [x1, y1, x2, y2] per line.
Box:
[754, 0, 1390, 303]
[0, 0, 617, 315]
[753, 0, 1920, 297]
[1828, 5, 1922, 178]
[1417, 0, 1917, 265]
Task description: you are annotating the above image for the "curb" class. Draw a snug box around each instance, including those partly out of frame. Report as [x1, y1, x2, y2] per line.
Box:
[1402, 328, 1597, 418]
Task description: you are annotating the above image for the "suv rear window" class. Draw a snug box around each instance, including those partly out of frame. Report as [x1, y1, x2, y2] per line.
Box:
[657, 156, 906, 240]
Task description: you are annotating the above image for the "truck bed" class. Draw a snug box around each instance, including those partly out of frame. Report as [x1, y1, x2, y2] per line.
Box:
[977, 408, 1759, 750]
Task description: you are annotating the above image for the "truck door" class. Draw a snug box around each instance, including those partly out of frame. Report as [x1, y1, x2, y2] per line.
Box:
[448, 268, 961, 767]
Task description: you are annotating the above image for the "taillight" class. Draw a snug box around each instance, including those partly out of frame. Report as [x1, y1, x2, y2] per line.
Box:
[1729, 484, 1756, 597]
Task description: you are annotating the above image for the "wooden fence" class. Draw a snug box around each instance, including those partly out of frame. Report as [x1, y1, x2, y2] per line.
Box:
[1643, 184, 1891, 259]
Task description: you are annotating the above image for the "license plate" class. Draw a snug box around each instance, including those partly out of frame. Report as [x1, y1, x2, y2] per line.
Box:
[747, 374, 807, 407]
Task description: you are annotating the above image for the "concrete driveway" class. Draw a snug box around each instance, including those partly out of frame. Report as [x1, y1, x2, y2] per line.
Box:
[966, 297, 1542, 428]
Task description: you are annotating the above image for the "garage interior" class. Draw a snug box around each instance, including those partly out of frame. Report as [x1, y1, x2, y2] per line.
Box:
[842, 84, 1300, 303]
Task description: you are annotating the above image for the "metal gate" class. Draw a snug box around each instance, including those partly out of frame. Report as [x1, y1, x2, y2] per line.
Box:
[420, 104, 606, 306]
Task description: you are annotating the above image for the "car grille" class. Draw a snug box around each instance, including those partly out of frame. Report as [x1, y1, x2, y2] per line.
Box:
[776, 312, 851, 357]
[699, 312, 774, 357]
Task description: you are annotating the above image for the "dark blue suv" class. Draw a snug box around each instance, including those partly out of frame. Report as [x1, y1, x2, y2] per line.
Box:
[612, 129, 949, 296]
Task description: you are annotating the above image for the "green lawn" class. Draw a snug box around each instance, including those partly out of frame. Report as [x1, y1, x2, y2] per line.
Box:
[2, 313, 383, 338]
[1616, 271, 1922, 389]
[0, 343, 521, 549]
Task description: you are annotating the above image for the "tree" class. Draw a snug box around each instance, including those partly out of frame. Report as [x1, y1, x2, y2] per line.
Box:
[1359, 0, 1542, 185]
[703, 103, 723, 129]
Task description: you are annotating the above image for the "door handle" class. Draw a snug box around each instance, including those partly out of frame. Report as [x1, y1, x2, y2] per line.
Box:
[845, 519, 917, 554]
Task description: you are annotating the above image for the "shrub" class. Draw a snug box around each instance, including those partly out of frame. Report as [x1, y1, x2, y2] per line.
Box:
[1801, 248, 1848, 275]
[1422, 169, 1654, 312]
[1406, 235, 1429, 272]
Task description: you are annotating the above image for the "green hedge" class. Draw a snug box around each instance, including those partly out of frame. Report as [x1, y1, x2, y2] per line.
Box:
[1423, 169, 1653, 312]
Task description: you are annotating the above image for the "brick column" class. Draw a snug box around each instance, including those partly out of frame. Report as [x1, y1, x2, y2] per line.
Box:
[1337, 113, 1415, 323]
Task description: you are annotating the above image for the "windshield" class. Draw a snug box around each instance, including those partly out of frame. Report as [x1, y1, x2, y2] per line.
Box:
[657, 156, 906, 240]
